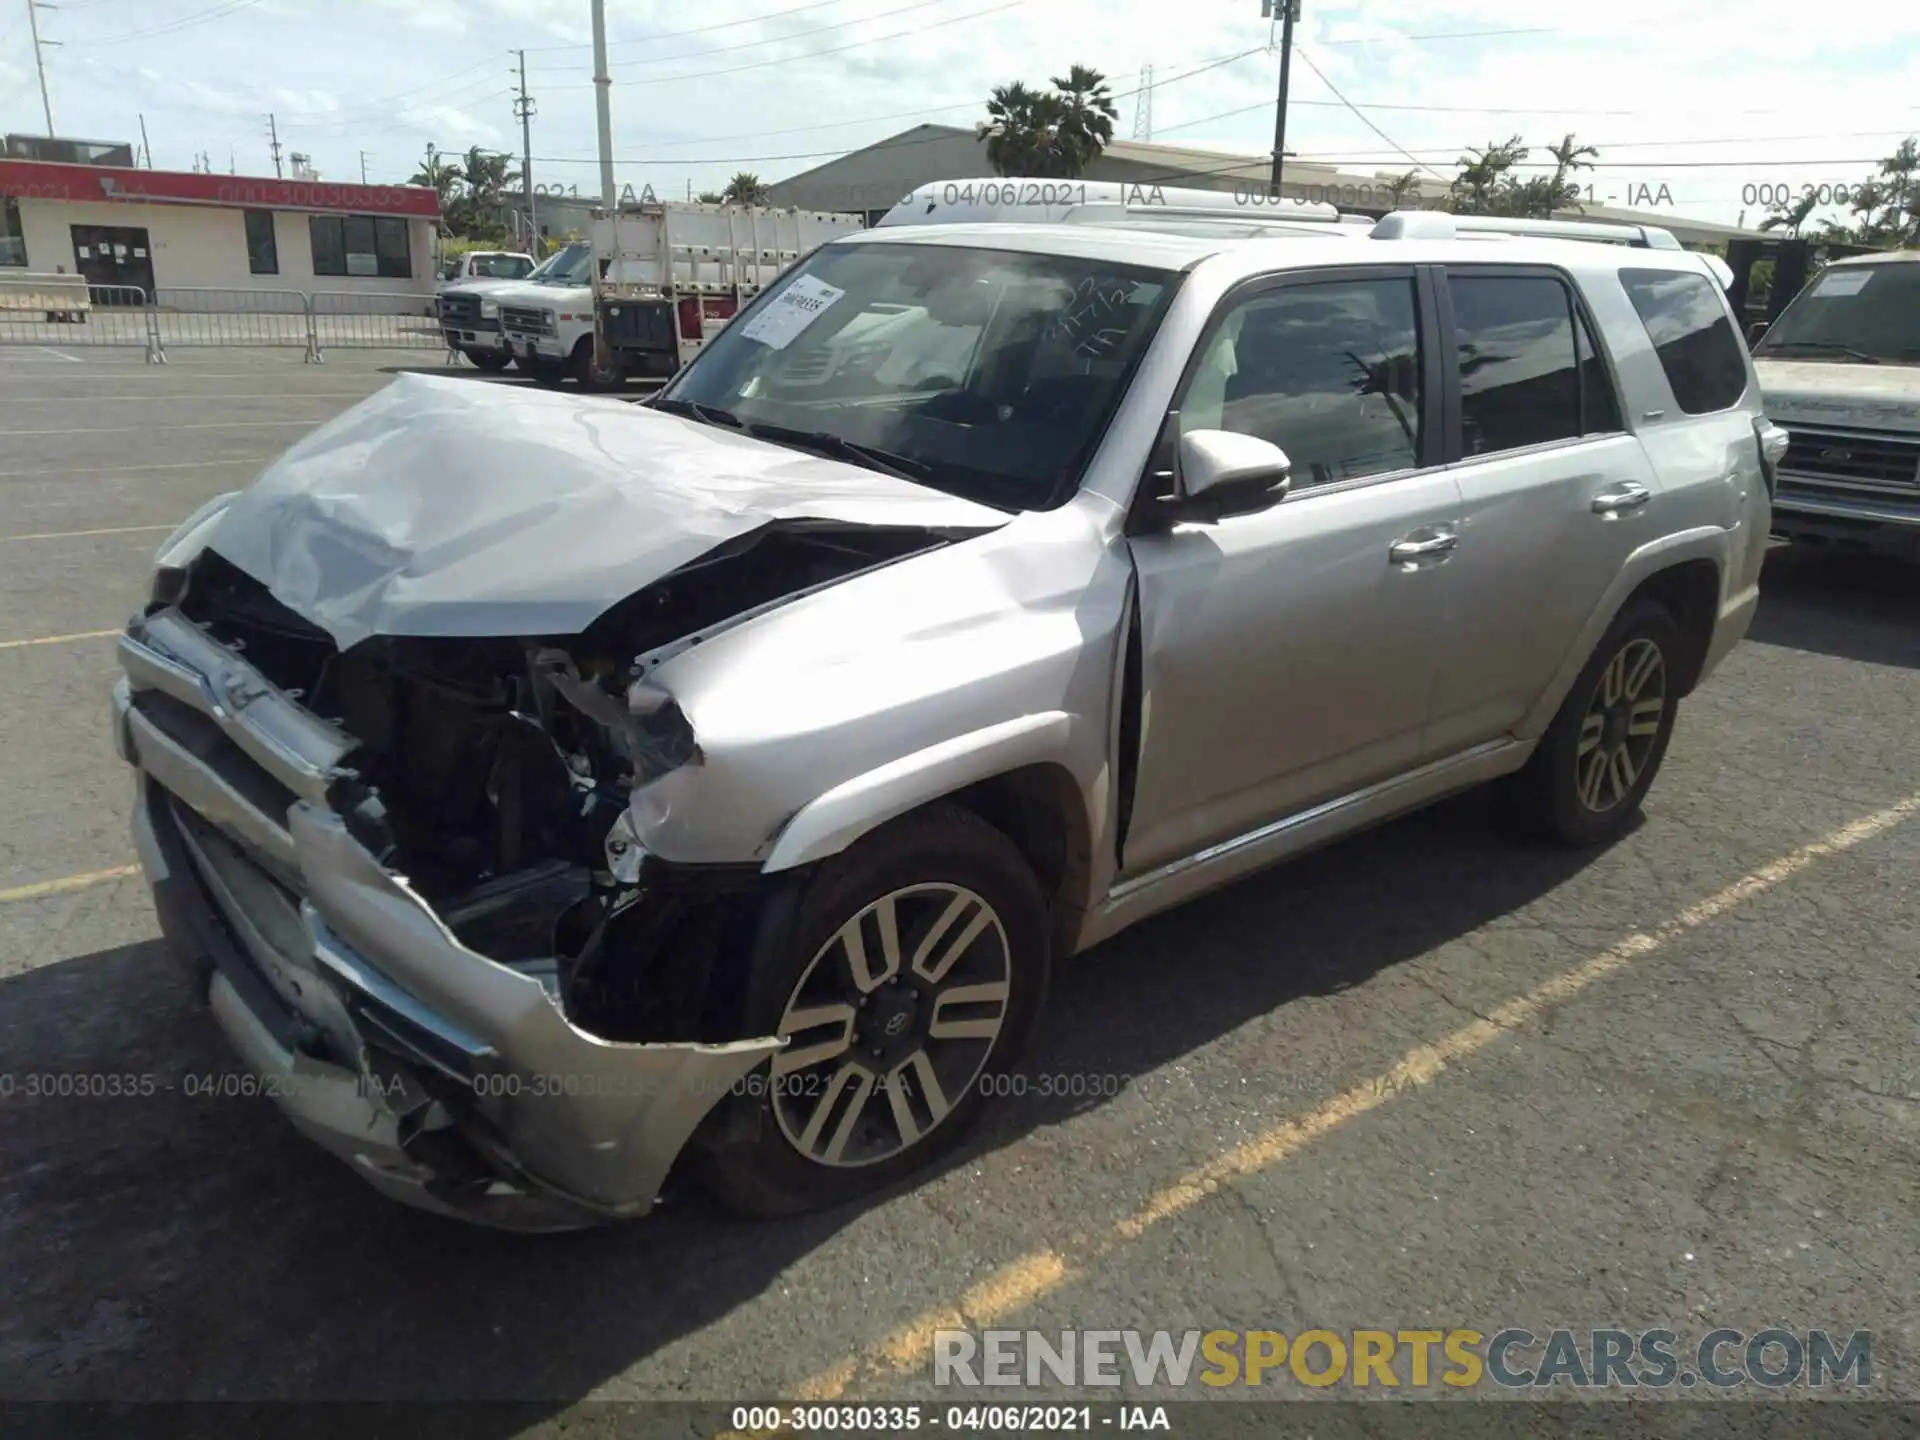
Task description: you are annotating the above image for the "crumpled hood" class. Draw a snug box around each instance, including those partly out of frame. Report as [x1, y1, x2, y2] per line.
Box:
[204, 373, 1008, 649]
[1755, 358, 1920, 429]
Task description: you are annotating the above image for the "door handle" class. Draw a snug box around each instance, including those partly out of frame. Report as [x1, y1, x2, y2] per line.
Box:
[1389, 527, 1458, 564]
[1591, 482, 1652, 515]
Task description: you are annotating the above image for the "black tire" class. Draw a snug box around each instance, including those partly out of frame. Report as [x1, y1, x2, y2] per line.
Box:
[1513, 598, 1683, 847]
[523, 357, 565, 386]
[463, 348, 512, 373]
[569, 336, 623, 391]
[695, 803, 1051, 1219]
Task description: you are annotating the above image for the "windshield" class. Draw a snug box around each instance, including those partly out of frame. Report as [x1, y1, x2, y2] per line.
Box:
[1754, 260, 1920, 364]
[656, 240, 1180, 510]
[534, 242, 596, 286]
[474, 253, 534, 279]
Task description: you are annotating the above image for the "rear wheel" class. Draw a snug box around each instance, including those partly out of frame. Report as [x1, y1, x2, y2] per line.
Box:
[1514, 598, 1682, 847]
[696, 804, 1050, 1219]
[462, 348, 511, 373]
[569, 336, 623, 391]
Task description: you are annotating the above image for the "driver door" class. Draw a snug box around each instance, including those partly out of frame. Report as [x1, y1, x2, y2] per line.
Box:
[1120, 267, 1465, 878]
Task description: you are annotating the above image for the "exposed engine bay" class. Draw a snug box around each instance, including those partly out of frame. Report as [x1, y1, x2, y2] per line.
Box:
[168, 522, 953, 1044]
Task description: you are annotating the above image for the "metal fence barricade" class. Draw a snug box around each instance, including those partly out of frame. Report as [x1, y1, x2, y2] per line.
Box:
[150, 288, 313, 356]
[0, 276, 161, 359]
[306, 290, 443, 361]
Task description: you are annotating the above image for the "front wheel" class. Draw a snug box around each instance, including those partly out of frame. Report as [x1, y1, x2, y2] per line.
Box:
[462, 348, 512, 373]
[1514, 598, 1682, 847]
[696, 804, 1051, 1219]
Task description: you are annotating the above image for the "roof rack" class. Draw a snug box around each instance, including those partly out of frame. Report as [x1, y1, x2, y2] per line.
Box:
[1055, 203, 1362, 241]
[1370, 210, 1684, 249]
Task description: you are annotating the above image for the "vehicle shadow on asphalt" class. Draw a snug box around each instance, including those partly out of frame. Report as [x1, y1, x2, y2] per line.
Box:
[1751, 545, 1920, 670]
[0, 790, 1606, 1407]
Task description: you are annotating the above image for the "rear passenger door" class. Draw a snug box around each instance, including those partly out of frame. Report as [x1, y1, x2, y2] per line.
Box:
[1424, 265, 1658, 754]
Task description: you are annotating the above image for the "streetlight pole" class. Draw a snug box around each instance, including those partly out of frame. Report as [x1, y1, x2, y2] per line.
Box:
[591, 0, 615, 208]
[1262, 0, 1299, 198]
[27, 0, 58, 136]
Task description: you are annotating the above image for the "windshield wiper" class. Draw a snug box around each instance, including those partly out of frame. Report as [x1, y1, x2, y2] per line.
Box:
[1758, 340, 1881, 364]
[740, 422, 931, 481]
[650, 396, 746, 429]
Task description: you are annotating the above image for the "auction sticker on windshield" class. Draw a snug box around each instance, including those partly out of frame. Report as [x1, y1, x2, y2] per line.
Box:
[739, 274, 846, 350]
[1812, 270, 1873, 297]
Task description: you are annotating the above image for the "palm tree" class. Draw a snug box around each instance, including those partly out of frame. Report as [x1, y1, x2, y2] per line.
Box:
[460, 148, 521, 211]
[1448, 136, 1526, 215]
[978, 81, 1064, 176]
[978, 68, 1116, 179]
[407, 156, 462, 209]
[1381, 170, 1421, 209]
[722, 172, 770, 204]
[1048, 64, 1118, 174]
[1759, 191, 1819, 238]
[1545, 132, 1598, 211]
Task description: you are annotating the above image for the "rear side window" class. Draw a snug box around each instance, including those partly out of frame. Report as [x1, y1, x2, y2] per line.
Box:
[1450, 273, 1587, 456]
[1620, 268, 1747, 414]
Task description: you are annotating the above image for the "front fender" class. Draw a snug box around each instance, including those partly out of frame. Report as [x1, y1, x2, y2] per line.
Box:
[761, 711, 1086, 872]
[1515, 524, 1729, 740]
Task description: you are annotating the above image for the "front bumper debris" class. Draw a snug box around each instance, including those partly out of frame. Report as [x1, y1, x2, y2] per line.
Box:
[113, 608, 783, 1231]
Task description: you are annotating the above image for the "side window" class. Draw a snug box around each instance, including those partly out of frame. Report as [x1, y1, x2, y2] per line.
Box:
[242, 210, 278, 275]
[1619, 268, 1747, 414]
[1449, 273, 1581, 456]
[1183, 276, 1421, 488]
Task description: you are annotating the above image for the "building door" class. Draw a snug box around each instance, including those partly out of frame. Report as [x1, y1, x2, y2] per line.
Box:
[70, 225, 156, 302]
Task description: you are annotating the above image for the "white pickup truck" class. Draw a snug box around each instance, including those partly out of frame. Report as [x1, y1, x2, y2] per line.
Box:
[1751, 250, 1920, 560]
[438, 243, 588, 373]
[498, 202, 864, 387]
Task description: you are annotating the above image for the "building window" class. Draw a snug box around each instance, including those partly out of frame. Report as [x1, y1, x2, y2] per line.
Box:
[309, 214, 412, 279]
[243, 209, 278, 275]
[1, 196, 26, 267]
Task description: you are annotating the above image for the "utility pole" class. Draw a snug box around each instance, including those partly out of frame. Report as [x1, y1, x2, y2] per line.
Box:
[1261, 0, 1299, 198]
[513, 49, 537, 247]
[591, 0, 615, 208]
[266, 112, 283, 178]
[27, 0, 58, 136]
[1131, 65, 1153, 142]
[360, 151, 370, 184]
[137, 113, 152, 167]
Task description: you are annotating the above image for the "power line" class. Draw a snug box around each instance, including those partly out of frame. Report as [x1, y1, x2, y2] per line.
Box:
[519, 0, 850, 54]
[81, 0, 265, 46]
[528, 0, 952, 76]
[1291, 44, 1447, 182]
[538, 0, 1028, 89]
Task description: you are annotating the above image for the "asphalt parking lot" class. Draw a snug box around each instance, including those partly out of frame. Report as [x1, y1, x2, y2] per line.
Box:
[1, 345, 1916, 1424]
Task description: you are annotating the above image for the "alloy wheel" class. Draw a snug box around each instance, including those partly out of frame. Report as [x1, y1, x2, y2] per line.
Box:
[1575, 636, 1667, 814]
[772, 883, 1012, 1169]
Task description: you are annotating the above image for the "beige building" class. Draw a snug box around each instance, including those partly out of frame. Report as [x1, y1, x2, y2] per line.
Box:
[764, 125, 1766, 249]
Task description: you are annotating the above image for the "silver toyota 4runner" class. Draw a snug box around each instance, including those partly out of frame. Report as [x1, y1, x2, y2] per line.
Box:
[113, 211, 1780, 1230]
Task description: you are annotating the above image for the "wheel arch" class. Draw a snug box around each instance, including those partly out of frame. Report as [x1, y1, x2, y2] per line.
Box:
[759, 712, 1101, 961]
[1518, 528, 1729, 738]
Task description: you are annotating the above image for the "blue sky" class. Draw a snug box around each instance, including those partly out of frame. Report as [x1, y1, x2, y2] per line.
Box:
[3, 0, 1918, 228]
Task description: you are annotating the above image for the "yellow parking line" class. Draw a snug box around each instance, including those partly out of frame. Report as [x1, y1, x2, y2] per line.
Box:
[0, 864, 138, 907]
[0, 628, 122, 651]
[786, 789, 1920, 1404]
[0, 524, 172, 543]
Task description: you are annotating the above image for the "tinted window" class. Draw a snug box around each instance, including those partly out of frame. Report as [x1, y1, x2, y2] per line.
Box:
[308, 216, 345, 276]
[1620, 268, 1747, 414]
[1183, 277, 1421, 488]
[1450, 274, 1582, 455]
[243, 210, 278, 275]
[374, 217, 412, 278]
[1, 196, 27, 267]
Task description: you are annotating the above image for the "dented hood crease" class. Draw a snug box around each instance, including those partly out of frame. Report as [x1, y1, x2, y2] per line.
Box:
[204, 373, 1008, 649]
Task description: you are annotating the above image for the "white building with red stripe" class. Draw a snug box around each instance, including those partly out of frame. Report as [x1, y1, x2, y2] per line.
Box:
[0, 156, 442, 298]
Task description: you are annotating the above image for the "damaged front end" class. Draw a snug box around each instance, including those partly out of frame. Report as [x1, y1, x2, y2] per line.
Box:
[115, 522, 949, 1228]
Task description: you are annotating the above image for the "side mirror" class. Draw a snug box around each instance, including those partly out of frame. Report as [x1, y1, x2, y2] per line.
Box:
[1177, 428, 1292, 507]
[1747, 320, 1770, 346]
